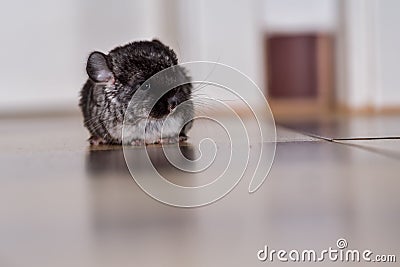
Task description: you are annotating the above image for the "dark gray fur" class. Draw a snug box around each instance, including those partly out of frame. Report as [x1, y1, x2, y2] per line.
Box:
[79, 39, 193, 145]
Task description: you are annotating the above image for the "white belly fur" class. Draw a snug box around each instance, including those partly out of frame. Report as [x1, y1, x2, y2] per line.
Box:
[120, 113, 184, 144]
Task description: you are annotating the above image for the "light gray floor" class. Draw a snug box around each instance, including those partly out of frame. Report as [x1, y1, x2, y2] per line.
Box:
[281, 115, 400, 140]
[0, 116, 399, 266]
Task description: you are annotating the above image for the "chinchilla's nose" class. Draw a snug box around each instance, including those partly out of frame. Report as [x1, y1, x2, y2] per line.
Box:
[167, 96, 178, 111]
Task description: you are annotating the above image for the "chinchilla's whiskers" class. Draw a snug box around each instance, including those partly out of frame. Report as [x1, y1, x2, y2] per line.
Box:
[190, 100, 216, 108]
[190, 98, 218, 106]
[191, 90, 241, 101]
[190, 92, 210, 98]
[190, 55, 221, 93]
[87, 118, 117, 134]
[191, 103, 221, 114]
[190, 96, 244, 116]
[83, 110, 111, 123]
[193, 108, 221, 117]
[87, 110, 157, 135]
[85, 109, 128, 130]
[84, 99, 237, 129]
[191, 82, 210, 93]
[83, 111, 124, 126]
[84, 114, 109, 126]
[191, 92, 242, 108]
[84, 101, 152, 126]
[190, 95, 242, 105]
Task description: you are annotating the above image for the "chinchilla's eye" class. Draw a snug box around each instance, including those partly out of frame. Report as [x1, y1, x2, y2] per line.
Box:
[144, 83, 151, 90]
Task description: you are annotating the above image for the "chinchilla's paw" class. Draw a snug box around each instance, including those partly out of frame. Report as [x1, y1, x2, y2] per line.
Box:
[89, 136, 107, 146]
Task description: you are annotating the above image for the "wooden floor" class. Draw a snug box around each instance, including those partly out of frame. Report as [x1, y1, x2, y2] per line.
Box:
[0, 115, 399, 266]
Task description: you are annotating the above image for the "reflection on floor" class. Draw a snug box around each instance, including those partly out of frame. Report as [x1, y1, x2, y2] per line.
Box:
[0, 115, 399, 266]
[280, 115, 400, 140]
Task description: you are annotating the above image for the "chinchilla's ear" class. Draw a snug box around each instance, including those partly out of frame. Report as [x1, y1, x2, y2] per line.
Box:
[152, 38, 164, 45]
[86, 51, 114, 83]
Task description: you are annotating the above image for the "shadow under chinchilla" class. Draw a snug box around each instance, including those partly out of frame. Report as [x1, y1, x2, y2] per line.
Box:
[85, 143, 198, 177]
[85, 144, 200, 238]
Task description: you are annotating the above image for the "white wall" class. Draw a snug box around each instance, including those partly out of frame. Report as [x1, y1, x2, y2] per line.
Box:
[0, 0, 175, 113]
[0, 0, 81, 112]
[375, 0, 400, 108]
[262, 0, 338, 32]
[336, 0, 376, 108]
[337, 0, 400, 110]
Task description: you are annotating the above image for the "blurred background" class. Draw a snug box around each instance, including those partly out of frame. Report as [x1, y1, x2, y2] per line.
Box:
[1, 1, 400, 266]
[1, 0, 399, 119]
